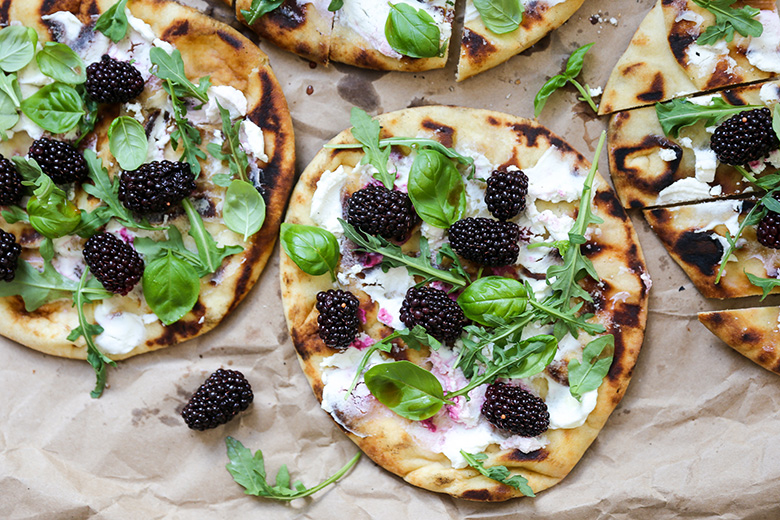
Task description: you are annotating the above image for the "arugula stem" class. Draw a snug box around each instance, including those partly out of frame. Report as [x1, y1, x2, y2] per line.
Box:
[570, 79, 598, 113]
[181, 198, 217, 272]
[735, 165, 757, 184]
[74, 269, 115, 398]
[715, 200, 762, 283]
[278, 452, 362, 501]
[344, 342, 387, 398]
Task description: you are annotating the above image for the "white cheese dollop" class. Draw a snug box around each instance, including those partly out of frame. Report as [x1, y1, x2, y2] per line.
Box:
[678, 136, 717, 183]
[310, 165, 348, 235]
[545, 379, 598, 429]
[358, 266, 416, 330]
[41, 11, 83, 44]
[746, 11, 780, 73]
[93, 302, 147, 355]
[658, 148, 678, 162]
[523, 146, 584, 203]
[685, 41, 735, 79]
[656, 177, 714, 205]
[239, 119, 269, 163]
[760, 83, 780, 105]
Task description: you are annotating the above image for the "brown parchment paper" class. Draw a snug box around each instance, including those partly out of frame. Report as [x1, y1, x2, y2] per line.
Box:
[2, 1, 780, 518]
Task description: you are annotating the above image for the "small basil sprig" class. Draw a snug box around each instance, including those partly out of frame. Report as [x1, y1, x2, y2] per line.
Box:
[36, 42, 86, 85]
[108, 116, 148, 171]
[25, 173, 81, 239]
[568, 334, 614, 401]
[95, 0, 130, 42]
[349, 107, 394, 189]
[692, 0, 762, 46]
[280, 223, 339, 280]
[385, 2, 443, 59]
[364, 360, 450, 421]
[655, 97, 762, 138]
[0, 72, 19, 138]
[0, 26, 37, 73]
[460, 451, 535, 497]
[225, 437, 361, 501]
[534, 43, 597, 118]
[474, 0, 523, 35]
[21, 82, 85, 134]
[407, 149, 466, 228]
[241, 0, 285, 25]
[456, 276, 528, 326]
[142, 250, 200, 325]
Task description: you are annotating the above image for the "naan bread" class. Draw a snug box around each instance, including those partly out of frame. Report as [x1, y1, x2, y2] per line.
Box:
[699, 307, 780, 375]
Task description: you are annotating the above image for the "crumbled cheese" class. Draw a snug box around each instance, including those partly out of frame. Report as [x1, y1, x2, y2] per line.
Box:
[685, 41, 735, 78]
[93, 302, 146, 355]
[588, 86, 602, 98]
[656, 177, 714, 205]
[678, 136, 717, 183]
[239, 119, 269, 163]
[310, 165, 348, 236]
[357, 267, 416, 330]
[658, 148, 678, 162]
[746, 11, 780, 73]
[675, 10, 704, 26]
[759, 83, 780, 104]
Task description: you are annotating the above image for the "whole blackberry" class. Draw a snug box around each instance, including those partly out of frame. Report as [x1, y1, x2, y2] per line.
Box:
[83, 232, 144, 295]
[481, 382, 549, 437]
[448, 217, 520, 266]
[757, 211, 780, 249]
[0, 229, 21, 282]
[181, 369, 254, 431]
[0, 155, 22, 206]
[86, 54, 145, 103]
[118, 161, 196, 214]
[347, 184, 419, 242]
[485, 169, 528, 221]
[399, 285, 466, 342]
[29, 138, 88, 184]
[316, 289, 360, 349]
[710, 108, 780, 166]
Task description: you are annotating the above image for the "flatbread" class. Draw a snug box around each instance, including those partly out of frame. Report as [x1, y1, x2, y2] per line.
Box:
[0, 0, 295, 361]
[699, 307, 780, 375]
[600, 0, 780, 115]
[280, 106, 649, 500]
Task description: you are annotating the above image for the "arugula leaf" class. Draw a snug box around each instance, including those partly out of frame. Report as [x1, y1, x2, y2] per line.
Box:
[692, 0, 762, 46]
[225, 437, 361, 500]
[745, 271, 780, 300]
[150, 48, 210, 104]
[241, 0, 285, 25]
[163, 79, 207, 176]
[95, 0, 130, 42]
[715, 198, 766, 283]
[655, 97, 762, 138]
[349, 107, 394, 189]
[534, 43, 597, 117]
[460, 451, 535, 496]
[75, 86, 99, 145]
[328, 0, 343, 11]
[474, 0, 523, 35]
[0, 260, 77, 311]
[181, 198, 243, 274]
[206, 102, 249, 182]
[568, 334, 613, 401]
[385, 2, 443, 59]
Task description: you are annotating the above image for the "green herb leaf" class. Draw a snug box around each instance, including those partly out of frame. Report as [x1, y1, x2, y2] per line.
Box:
[715, 198, 766, 283]
[473, 0, 523, 34]
[0, 72, 19, 138]
[211, 173, 233, 187]
[163, 79, 207, 176]
[692, 0, 762, 45]
[142, 250, 200, 325]
[349, 107, 394, 189]
[456, 276, 528, 326]
[209, 102, 250, 182]
[655, 97, 762, 138]
[568, 334, 613, 401]
[364, 360, 447, 421]
[280, 222, 339, 279]
[0, 26, 36, 72]
[0, 260, 76, 311]
[407, 149, 466, 228]
[240, 0, 285, 25]
[328, 0, 343, 11]
[773, 104, 780, 142]
[134, 226, 204, 274]
[95, 0, 130, 42]
[26, 175, 81, 239]
[1, 205, 28, 224]
[534, 43, 594, 118]
[150, 48, 210, 104]
[108, 116, 148, 171]
[20, 82, 85, 134]
[225, 437, 361, 500]
[36, 42, 86, 85]
[223, 180, 266, 240]
[182, 198, 243, 274]
[460, 451, 535, 496]
[745, 271, 780, 300]
[385, 2, 442, 59]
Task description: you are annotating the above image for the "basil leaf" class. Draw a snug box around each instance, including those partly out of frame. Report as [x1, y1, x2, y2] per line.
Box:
[95, 0, 130, 42]
[0, 26, 36, 72]
[692, 0, 762, 45]
[456, 276, 528, 326]
[364, 360, 446, 421]
[407, 149, 466, 229]
[533, 43, 594, 118]
[385, 3, 442, 59]
[20, 83, 85, 134]
[773, 104, 780, 142]
[350, 107, 394, 189]
[328, 0, 343, 11]
[0, 75, 18, 138]
[241, 0, 285, 25]
[223, 180, 266, 240]
[36, 42, 86, 85]
[568, 334, 613, 401]
[473, 0, 523, 35]
[460, 451, 535, 497]
[1, 205, 28, 224]
[280, 222, 339, 278]
[26, 175, 81, 239]
[563, 42, 593, 79]
[211, 173, 233, 187]
[108, 116, 148, 171]
[142, 251, 200, 325]
[10, 156, 43, 182]
[655, 97, 762, 138]
[0, 260, 76, 311]
[150, 48, 210, 103]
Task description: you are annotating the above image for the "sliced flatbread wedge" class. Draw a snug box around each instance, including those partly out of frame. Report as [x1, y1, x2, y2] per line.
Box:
[699, 307, 780, 375]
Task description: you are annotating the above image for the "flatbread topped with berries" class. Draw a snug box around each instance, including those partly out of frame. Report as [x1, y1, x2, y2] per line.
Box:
[280, 106, 650, 500]
[0, 0, 294, 396]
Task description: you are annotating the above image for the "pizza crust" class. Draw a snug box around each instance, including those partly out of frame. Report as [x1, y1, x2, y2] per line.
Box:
[699, 307, 780, 375]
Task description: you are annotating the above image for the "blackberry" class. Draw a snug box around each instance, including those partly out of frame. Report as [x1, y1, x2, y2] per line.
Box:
[118, 161, 196, 214]
[710, 108, 780, 166]
[481, 382, 549, 437]
[0, 155, 22, 206]
[83, 232, 144, 295]
[757, 210, 780, 249]
[181, 369, 254, 431]
[399, 285, 466, 342]
[485, 169, 528, 221]
[29, 138, 88, 184]
[448, 217, 520, 266]
[0, 229, 21, 282]
[347, 184, 419, 241]
[316, 289, 360, 349]
[86, 55, 145, 104]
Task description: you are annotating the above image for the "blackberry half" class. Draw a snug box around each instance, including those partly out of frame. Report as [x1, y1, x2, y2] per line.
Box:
[316, 289, 360, 349]
[118, 161, 196, 214]
[0, 155, 22, 206]
[399, 285, 466, 342]
[710, 108, 779, 166]
[448, 217, 520, 266]
[29, 138, 88, 184]
[481, 382, 549, 437]
[485, 169, 528, 221]
[0, 229, 21, 282]
[181, 369, 254, 431]
[347, 184, 419, 241]
[757, 211, 780, 249]
[86, 55, 145, 104]
[83, 232, 144, 295]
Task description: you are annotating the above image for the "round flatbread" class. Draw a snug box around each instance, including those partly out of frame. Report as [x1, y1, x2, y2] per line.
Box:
[280, 106, 649, 500]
